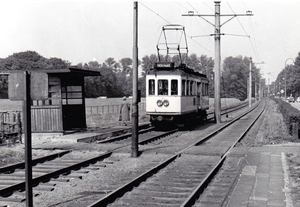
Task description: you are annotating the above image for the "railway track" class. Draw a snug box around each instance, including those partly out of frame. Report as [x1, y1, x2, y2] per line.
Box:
[86, 101, 265, 206]
[207, 101, 248, 121]
[0, 101, 253, 206]
[98, 101, 249, 144]
[0, 128, 180, 203]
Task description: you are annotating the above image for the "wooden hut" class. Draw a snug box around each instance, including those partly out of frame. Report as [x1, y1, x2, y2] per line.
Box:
[31, 67, 100, 133]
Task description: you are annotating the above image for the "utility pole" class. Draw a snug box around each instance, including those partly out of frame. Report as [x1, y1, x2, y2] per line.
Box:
[183, 1, 253, 123]
[132, 1, 139, 157]
[249, 57, 252, 107]
[214, 2, 221, 123]
[24, 71, 33, 207]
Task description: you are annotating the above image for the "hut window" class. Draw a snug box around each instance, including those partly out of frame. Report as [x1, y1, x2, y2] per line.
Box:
[62, 86, 82, 105]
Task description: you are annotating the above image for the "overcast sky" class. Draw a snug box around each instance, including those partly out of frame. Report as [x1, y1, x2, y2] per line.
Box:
[1, 0, 300, 82]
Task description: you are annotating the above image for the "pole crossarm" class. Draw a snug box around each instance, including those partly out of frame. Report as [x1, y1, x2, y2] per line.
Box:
[182, 2, 253, 123]
[182, 13, 253, 27]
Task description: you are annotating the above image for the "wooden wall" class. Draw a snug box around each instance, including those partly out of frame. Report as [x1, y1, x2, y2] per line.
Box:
[31, 106, 63, 132]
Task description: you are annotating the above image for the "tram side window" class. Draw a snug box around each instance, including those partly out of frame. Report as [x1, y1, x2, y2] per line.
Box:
[202, 83, 208, 96]
[171, 80, 178, 95]
[182, 80, 186, 96]
[158, 79, 168, 95]
[187, 80, 190, 95]
[148, 79, 155, 95]
[190, 81, 193, 95]
[197, 82, 201, 96]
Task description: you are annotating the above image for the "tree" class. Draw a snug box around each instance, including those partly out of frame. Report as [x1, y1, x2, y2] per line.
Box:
[141, 54, 158, 77]
[275, 52, 300, 98]
[119, 58, 132, 75]
[0, 51, 70, 98]
[103, 57, 120, 73]
[222, 56, 252, 100]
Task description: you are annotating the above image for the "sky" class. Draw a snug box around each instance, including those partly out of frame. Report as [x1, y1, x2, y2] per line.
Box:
[1, 0, 300, 83]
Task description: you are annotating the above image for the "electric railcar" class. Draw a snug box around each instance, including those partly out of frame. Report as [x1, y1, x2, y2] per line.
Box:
[146, 61, 209, 128]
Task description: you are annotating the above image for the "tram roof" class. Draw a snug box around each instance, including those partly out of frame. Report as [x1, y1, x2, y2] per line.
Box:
[147, 62, 207, 79]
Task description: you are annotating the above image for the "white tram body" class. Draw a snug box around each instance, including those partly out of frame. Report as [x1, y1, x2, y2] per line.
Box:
[146, 62, 209, 126]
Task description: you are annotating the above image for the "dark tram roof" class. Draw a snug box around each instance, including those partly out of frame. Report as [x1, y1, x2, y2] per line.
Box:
[148, 62, 207, 78]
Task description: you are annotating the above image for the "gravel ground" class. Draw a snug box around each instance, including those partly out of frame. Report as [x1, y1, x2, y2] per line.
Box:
[1, 99, 300, 206]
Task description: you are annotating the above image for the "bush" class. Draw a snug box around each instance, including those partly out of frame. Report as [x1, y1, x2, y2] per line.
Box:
[272, 98, 300, 137]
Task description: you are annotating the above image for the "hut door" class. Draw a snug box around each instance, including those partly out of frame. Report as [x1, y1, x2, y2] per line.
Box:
[61, 78, 86, 130]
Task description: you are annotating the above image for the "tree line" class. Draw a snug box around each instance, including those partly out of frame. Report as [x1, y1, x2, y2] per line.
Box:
[273, 52, 300, 98]
[0, 50, 265, 101]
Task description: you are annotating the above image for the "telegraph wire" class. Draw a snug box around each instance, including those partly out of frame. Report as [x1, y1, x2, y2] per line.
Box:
[226, 2, 261, 62]
[202, 1, 214, 12]
[249, 14, 261, 62]
[226, 2, 249, 37]
[185, 2, 214, 45]
[139, 2, 172, 25]
[139, 2, 213, 54]
[176, 2, 190, 11]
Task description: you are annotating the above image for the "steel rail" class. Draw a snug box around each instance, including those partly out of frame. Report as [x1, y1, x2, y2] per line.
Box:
[97, 126, 155, 143]
[98, 102, 248, 144]
[138, 129, 178, 145]
[88, 154, 179, 207]
[0, 150, 71, 174]
[0, 151, 112, 197]
[207, 102, 248, 120]
[180, 101, 266, 207]
[87, 101, 262, 207]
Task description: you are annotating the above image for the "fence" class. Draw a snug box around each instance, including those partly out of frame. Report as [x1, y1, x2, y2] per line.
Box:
[0, 111, 22, 144]
[0, 103, 146, 142]
[86, 103, 146, 115]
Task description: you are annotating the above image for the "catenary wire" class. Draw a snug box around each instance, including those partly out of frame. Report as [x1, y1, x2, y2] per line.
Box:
[139, 2, 213, 54]
[227, 2, 261, 62]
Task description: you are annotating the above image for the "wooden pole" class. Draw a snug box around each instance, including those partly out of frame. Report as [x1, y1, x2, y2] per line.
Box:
[131, 1, 139, 157]
[24, 71, 33, 206]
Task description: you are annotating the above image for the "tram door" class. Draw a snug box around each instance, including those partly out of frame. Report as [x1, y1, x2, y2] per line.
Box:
[61, 76, 86, 130]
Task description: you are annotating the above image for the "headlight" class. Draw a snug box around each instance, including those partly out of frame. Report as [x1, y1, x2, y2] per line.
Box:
[157, 100, 163, 107]
[163, 100, 169, 107]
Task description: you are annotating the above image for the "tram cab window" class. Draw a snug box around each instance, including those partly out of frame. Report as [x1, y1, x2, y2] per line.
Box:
[148, 79, 155, 95]
[171, 80, 178, 95]
[158, 79, 168, 95]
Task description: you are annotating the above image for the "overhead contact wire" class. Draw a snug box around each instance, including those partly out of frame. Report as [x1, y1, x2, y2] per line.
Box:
[140, 1, 213, 54]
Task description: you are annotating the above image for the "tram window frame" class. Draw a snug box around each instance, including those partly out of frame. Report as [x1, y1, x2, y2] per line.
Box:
[171, 79, 178, 95]
[202, 83, 208, 96]
[182, 80, 186, 96]
[190, 81, 193, 95]
[197, 82, 201, 96]
[158, 79, 168, 95]
[148, 79, 155, 95]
